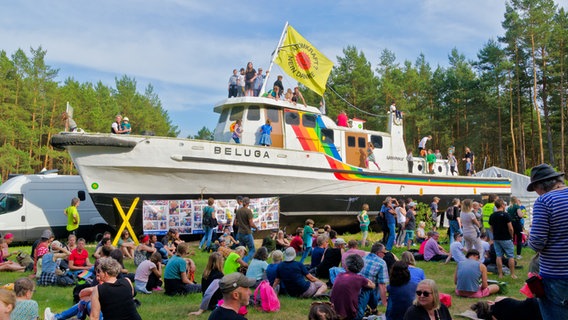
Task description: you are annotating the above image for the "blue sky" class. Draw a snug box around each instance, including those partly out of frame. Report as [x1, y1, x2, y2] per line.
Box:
[2, 1, 566, 137]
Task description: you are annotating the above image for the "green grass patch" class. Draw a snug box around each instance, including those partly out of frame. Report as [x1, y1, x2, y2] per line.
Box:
[2, 230, 532, 319]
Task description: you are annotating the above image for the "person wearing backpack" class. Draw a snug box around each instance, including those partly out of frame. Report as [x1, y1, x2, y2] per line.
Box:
[446, 198, 462, 245]
[199, 198, 217, 251]
[507, 196, 524, 259]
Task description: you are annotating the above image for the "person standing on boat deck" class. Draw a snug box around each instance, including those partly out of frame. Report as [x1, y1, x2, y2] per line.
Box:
[228, 69, 239, 98]
[111, 115, 126, 134]
[236, 197, 258, 263]
[273, 75, 284, 97]
[462, 147, 475, 174]
[291, 87, 307, 107]
[253, 68, 266, 96]
[232, 119, 242, 144]
[237, 68, 245, 97]
[406, 149, 414, 173]
[434, 149, 442, 159]
[417, 135, 431, 157]
[258, 119, 272, 147]
[244, 62, 257, 96]
[337, 110, 349, 127]
[448, 152, 458, 176]
[366, 142, 381, 170]
[426, 149, 436, 174]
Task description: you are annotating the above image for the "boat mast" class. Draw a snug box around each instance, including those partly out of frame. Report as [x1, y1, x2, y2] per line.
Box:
[260, 22, 289, 96]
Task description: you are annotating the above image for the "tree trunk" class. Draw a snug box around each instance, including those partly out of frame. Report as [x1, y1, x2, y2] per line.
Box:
[530, 34, 545, 164]
[539, 48, 554, 166]
[508, 70, 518, 172]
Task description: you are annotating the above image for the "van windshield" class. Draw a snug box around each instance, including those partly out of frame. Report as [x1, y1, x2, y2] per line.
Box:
[0, 193, 23, 214]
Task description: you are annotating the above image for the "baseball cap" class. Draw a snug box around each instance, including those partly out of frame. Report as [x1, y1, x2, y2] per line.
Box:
[41, 229, 53, 239]
[219, 273, 256, 293]
[123, 117, 129, 122]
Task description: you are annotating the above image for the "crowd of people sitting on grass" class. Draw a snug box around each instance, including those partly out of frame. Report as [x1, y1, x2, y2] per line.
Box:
[0, 191, 541, 320]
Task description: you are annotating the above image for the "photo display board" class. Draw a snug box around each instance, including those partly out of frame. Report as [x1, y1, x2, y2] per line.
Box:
[142, 197, 279, 235]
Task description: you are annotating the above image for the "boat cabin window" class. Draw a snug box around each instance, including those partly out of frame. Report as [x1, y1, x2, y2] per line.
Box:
[0, 193, 23, 215]
[347, 136, 367, 148]
[78, 190, 86, 201]
[229, 106, 244, 121]
[247, 106, 261, 121]
[285, 111, 300, 125]
[303, 114, 317, 128]
[267, 108, 280, 123]
[219, 108, 229, 123]
[371, 135, 383, 149]
[320, 129, 334, 144]
[347, 136, 355, 147]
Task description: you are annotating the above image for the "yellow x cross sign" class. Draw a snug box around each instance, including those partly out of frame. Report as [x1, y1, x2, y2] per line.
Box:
[112, 197, 140, 246]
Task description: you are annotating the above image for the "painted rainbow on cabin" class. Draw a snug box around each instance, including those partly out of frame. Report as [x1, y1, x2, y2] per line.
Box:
[288, 110, 510, 190]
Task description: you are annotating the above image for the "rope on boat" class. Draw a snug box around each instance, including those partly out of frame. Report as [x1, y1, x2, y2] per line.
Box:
[327, 86, 388, 118]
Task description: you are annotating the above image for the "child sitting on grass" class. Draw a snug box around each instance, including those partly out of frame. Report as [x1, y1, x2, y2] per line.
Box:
[134, 251, 163, 294]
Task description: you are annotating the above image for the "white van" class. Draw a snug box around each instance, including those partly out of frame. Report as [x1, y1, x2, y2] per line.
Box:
[0, 173, 109, 242]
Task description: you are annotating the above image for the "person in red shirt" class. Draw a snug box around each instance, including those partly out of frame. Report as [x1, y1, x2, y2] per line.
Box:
[289, 228, 304, 254]
[69, 238, 93, 271]
[337, 111, 349, 127]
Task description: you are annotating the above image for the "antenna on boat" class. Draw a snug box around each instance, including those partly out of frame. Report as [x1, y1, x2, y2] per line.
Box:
[260, 22, 289, 96]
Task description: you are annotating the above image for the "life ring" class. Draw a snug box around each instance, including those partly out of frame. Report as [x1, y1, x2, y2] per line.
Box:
[229, 122, 236, 132]
[393, 113, 402, 126]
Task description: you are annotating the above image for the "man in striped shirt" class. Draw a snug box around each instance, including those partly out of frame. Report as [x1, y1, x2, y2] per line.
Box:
[527, 164, 568, 320]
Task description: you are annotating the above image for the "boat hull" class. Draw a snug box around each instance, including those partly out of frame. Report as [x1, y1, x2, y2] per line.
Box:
[52, 133, 511, 235]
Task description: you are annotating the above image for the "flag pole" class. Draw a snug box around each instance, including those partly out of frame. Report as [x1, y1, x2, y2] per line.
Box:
[260, 21, 289, 96]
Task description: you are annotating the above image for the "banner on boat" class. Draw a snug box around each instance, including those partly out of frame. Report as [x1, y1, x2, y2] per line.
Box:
[275, 25, 333, 96]
[142, 197, 280, 235]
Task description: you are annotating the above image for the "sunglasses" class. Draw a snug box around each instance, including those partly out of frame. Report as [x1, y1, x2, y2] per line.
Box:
[416, 290, 433, 297]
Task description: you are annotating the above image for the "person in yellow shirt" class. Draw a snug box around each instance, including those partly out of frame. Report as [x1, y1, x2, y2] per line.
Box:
[64, 198, 80, 235]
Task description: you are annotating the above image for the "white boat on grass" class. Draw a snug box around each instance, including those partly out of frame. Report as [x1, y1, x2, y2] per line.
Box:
[50, 24, 510, 236]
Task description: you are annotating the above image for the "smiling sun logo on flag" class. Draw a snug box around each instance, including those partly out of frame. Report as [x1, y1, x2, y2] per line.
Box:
[275, 25, 333, 96]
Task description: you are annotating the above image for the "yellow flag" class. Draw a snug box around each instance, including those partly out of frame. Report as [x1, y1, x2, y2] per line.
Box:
[275, 25, 333, 96]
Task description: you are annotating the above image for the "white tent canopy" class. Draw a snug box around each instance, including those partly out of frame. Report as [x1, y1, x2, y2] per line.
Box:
[476, 166, 538, 210]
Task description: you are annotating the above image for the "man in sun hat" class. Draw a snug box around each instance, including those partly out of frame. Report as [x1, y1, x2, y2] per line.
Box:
[273, 247, 328, 298]
[527, 164, 567, 320]
[209, 273, 256, 320]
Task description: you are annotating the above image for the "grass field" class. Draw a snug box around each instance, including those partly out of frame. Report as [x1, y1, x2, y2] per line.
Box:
[2, 231, 532, 319]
